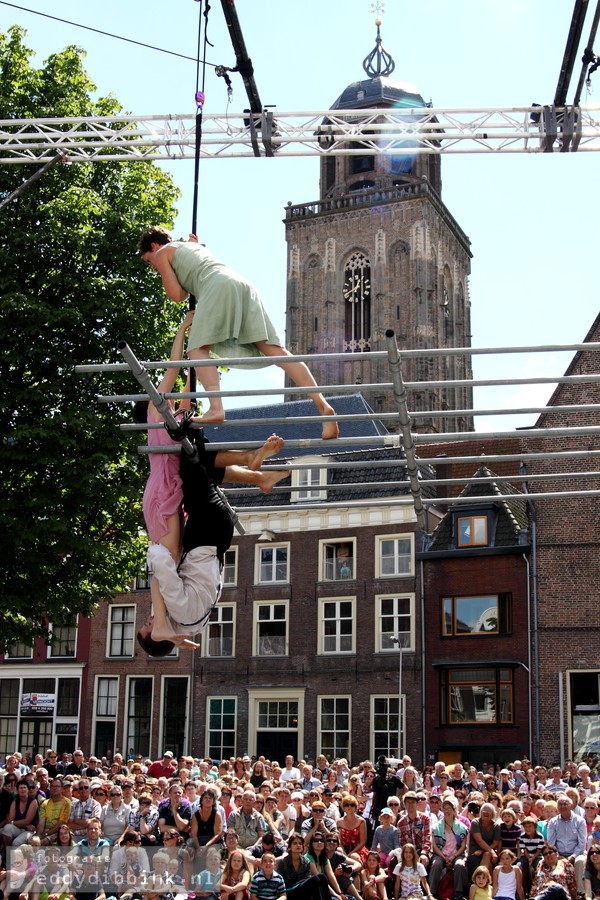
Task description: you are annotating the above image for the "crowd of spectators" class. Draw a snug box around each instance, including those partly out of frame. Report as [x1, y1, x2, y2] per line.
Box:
[0, 750, 598, 900]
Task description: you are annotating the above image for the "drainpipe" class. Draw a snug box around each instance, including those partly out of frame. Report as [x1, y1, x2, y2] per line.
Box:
[419, 558, 427, 769]
[189, 645, 196, 756]
[520, 463, 540, 761]
[521, 554, 533, 763]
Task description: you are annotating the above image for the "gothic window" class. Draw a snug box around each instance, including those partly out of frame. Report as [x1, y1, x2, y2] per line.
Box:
[343, 251, 371, 352]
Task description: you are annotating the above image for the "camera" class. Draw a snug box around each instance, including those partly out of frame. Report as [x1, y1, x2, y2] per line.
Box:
[340, 863, 353, 875]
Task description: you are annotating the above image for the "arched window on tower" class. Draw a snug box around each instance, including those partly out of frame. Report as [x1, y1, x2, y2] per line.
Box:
[343, 251, 371, 352]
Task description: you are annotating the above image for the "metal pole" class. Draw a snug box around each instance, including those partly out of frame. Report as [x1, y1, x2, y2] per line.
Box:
[117, 341, 198, 462]
[385, 330, 426, 530]
[391, 637, 404, 756]
[0, 153, 65, 211]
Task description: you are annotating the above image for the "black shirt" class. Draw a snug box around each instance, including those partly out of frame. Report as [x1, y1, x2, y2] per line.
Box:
[180, 433, 233, 561]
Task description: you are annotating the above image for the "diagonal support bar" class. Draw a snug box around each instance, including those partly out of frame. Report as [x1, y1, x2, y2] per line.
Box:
[385, 329, 427, 530]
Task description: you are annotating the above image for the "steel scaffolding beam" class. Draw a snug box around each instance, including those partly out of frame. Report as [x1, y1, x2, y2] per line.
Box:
[2, 105, 600, 163]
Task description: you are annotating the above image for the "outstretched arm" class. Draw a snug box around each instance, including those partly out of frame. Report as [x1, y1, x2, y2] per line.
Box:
[155, 310, 195, 397]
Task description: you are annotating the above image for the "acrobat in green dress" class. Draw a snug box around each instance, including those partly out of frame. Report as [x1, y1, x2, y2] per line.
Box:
[171, 242, 283, 366]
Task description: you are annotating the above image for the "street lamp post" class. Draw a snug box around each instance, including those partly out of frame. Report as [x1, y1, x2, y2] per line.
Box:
[390, 636, 404, 756]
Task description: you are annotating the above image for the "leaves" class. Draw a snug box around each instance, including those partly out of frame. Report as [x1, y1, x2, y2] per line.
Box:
[0, 26, 182, 646]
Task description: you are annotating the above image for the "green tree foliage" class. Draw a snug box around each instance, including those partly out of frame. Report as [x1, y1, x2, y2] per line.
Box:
[0, 26, 183, 646]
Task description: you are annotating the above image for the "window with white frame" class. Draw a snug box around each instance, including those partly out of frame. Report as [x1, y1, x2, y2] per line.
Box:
[49, 621, 78, 658]
[375, 594, 415, 652]
[161, 677, 188, 757]
[107, 605, 135, 658]
[320, 539, 356, 581]
[256, 544, 289, 584]
[94, 676, 118, 758]
[376, 534, 414, 577]
[125, 677, 152, 757]
[371, 695, 405, 759]
[291, 456, 327, 502]
[203, 604, 235, 657]
[319, 696, 350, 759]
[253, 602, 288, 657]
[4, 642, 33, 660]
[318, 598, 355, 654]
[222, 548, 238, 586]
[207, 697, 237, 760]
[0, 679, 19, 759]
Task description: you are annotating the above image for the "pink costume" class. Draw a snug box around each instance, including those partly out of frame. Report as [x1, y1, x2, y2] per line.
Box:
[142, 413, 183, 542]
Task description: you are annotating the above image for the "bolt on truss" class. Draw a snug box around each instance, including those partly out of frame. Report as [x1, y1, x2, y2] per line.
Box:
[2, 105, 600, 163]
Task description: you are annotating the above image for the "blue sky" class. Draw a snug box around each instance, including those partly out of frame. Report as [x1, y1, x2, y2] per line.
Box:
[2, 0, 599, 431]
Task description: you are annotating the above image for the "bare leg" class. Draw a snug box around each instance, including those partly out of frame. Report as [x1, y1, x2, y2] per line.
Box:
[153, 512, 182, 563]
[246, 434, 284, 470]
[223, 464, 290, 494]
[188, 346, 225, 424]
[149, 578, 198, 649]
[212, 435, 285, 472]
[254, 342, 339, 440]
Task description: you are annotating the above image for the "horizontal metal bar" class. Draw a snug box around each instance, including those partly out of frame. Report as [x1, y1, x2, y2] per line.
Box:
[135, 424, 600, 456]
[222, 470, 599, 495]
[120, 401, 600, 431]
[221, 490, 600, 517]
[97, 372, 600, 404]
[74, 340, 600, 373]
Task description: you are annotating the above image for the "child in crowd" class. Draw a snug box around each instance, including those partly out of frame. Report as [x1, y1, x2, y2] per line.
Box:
[492, 850, 524, 900]
[499, 809, 522, 856]
[518, 816, 544, 895]
[193, 848, 223, 899]
[470, 866, 492, 900]
[393, 843, 432, 900]
[361, 850, 388, 900]
[371, 807, 400, 868]
[249, 853, 286, 900]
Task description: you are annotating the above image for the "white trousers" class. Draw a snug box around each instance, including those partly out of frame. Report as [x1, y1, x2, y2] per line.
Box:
[147, 543, 222, 636]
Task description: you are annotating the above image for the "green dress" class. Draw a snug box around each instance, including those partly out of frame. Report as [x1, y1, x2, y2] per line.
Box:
[171, 242, 282, 366]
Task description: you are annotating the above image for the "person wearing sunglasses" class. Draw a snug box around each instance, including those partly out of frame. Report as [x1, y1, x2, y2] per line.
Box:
[530, 844, 576, 900]
[107, 827, 151, 886]
[68, 779, 102, 841]
[583, 843, 600, 899]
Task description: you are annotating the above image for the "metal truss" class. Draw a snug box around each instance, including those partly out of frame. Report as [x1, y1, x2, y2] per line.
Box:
[2, 104, 600, 164]
[76, 337, 600, 523]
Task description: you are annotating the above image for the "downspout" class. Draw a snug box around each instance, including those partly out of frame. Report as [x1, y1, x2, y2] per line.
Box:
[189, 645, 196, 756]
[419, 557, 427, 769]
[520, 462, 540, 761]
[521, 553, 533, 763]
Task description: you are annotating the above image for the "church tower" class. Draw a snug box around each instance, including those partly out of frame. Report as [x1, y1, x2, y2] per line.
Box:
[284, 20, 474, 433]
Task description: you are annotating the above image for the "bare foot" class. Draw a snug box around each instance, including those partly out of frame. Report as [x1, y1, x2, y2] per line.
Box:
[248, 434, 285, 470]
[194, 408, 225, 425]
[321, 404, 339, 440]
[258, 467, 291, 494]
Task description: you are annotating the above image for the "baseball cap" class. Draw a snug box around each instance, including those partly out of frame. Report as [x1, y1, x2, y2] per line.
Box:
[380, 807, 393, 816]
[291, 792, 304, 800]
[163, 751, 174, 758]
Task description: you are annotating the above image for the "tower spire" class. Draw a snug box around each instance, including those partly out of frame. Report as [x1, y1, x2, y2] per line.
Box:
[362, 11, 395, 78]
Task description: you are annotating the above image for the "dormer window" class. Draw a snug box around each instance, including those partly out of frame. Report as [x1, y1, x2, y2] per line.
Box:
[457, 515, 488, 547]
